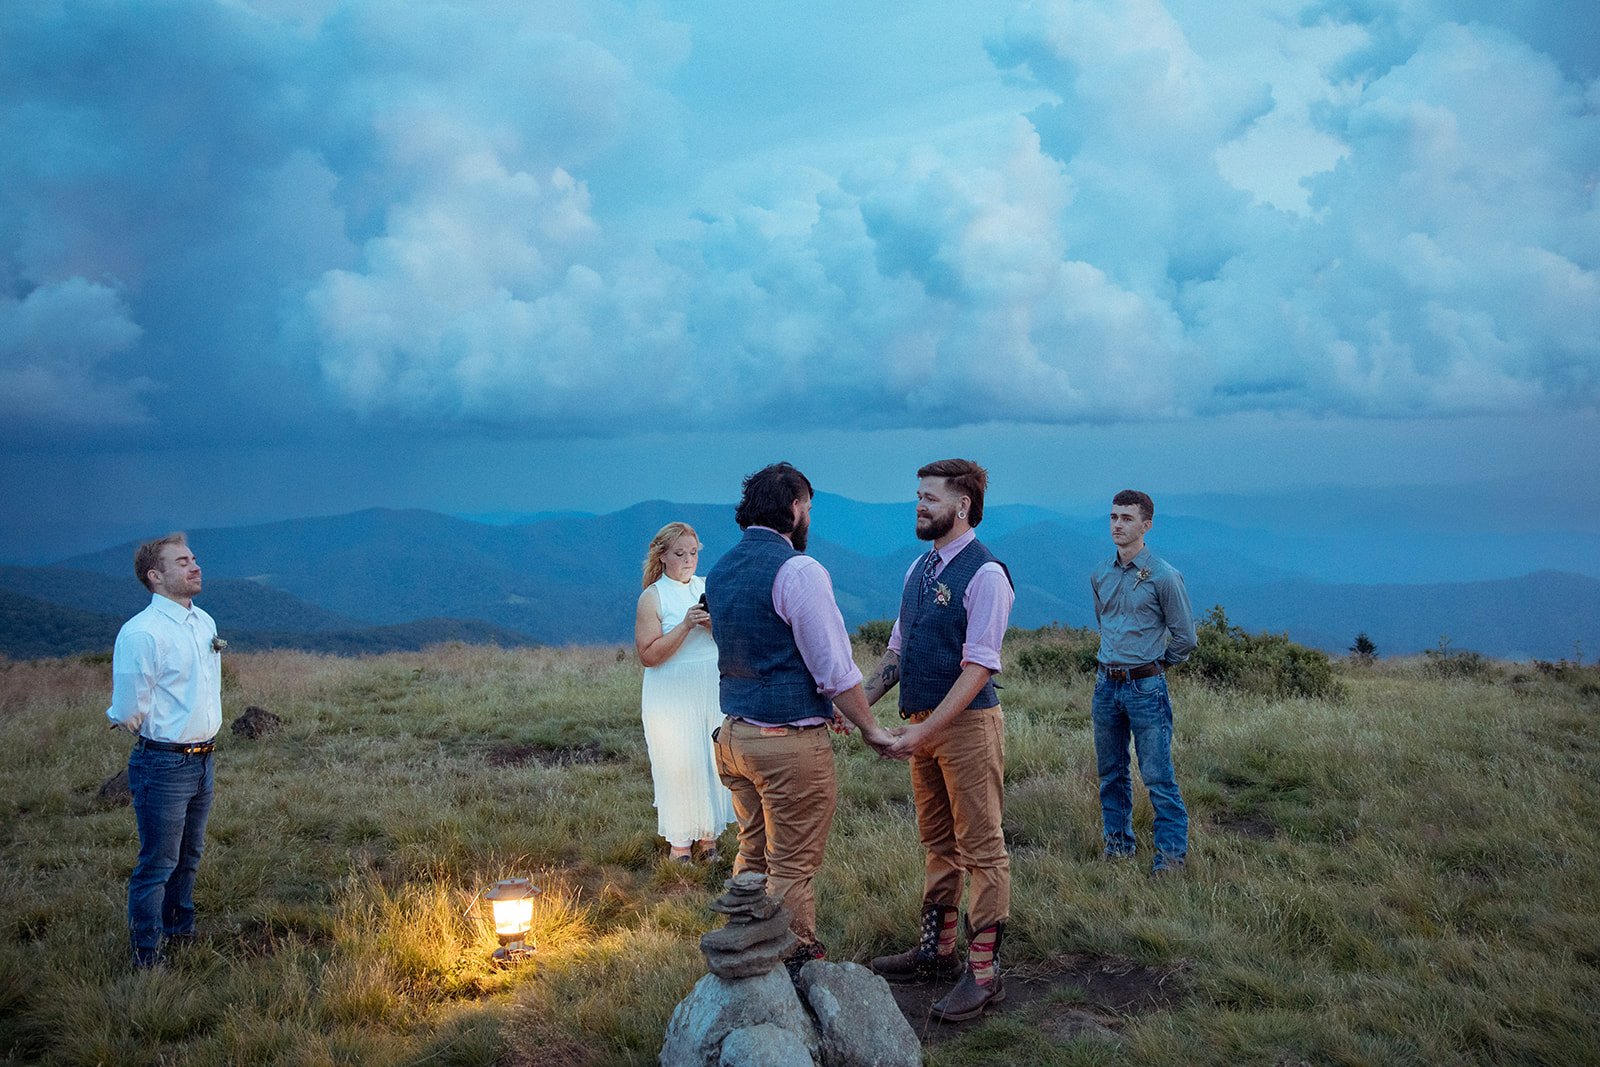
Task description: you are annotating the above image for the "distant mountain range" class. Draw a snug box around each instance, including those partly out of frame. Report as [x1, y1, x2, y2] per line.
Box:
[1, 496, 1595, 661]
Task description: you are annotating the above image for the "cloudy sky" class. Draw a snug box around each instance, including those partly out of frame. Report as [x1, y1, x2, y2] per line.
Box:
[2, 0, 1597, 560]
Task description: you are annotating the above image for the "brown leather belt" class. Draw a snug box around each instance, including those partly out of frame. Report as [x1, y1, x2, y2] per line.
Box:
[1101, 662, 1164, 682]
[136, 737, 216, 755]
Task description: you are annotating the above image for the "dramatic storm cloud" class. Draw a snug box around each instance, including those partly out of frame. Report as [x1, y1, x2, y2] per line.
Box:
[2, 0, 1596, 448]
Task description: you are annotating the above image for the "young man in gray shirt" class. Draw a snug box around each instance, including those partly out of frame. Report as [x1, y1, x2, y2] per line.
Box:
[1090, 490, 1197, 877]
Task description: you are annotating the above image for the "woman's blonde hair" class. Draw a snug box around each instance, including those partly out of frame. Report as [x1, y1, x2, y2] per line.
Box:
[642, 522, 699, 588]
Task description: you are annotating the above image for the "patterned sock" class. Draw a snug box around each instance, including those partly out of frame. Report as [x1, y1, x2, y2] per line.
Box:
[936, 909, 959, 956]
[968, 925, 998, 986]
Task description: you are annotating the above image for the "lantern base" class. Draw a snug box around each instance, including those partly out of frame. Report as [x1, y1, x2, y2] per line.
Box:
[492, 940, 536, 966]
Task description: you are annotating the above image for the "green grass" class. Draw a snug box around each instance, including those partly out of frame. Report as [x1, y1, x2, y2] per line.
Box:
[1, 640, 1597, 1065]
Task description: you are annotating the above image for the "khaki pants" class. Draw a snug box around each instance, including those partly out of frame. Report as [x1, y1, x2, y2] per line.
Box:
[907, 704, 1009, 932]
[714, 717, 837, 946]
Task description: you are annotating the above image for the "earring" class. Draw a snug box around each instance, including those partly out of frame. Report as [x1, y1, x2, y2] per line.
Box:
[958, 511, 967, 518]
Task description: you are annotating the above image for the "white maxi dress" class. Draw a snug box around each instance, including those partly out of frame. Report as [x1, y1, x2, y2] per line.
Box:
[641, 574, 736, 846]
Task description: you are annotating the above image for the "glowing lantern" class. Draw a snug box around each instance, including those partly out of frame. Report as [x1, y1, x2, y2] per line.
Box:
[483, 877, 539, 964]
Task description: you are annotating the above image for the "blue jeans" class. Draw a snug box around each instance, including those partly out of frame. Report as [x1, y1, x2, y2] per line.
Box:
[127, 746, 214, 955]
[1092, 670, 1187, 859]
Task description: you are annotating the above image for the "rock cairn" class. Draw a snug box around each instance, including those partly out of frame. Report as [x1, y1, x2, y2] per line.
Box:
[659, 871, 923, 1066]
[700, 872, 797, 979]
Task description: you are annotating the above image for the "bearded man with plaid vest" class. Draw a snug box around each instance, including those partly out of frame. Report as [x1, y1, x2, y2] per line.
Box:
[864, 458, 1015, 1021]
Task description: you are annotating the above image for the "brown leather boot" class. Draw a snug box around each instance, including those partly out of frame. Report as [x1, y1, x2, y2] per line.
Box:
[930, 920, 1006, 1022]
[869, 904, 960, 984]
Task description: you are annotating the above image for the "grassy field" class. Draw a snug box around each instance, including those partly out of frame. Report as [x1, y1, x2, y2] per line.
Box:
[1, 636, 1596, 1065]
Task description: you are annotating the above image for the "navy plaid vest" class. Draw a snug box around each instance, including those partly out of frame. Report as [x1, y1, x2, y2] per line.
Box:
[705, 528, 831, 724]
[897, 538, 1008, 714]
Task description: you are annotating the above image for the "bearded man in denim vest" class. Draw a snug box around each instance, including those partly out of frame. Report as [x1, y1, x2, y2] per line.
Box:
[864, 459, 1016, 1022]
[706, 462, 897, 978]
[105, 533, 224, 969]
[1091, 490, 1197, 878]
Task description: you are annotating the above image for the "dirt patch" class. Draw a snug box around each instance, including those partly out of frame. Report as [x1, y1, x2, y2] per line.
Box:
[1212, 809, 1278, 840]
[231, 704, 284, 739]
[890, 953, 1185, 1045]
[485, 741, 611, 768]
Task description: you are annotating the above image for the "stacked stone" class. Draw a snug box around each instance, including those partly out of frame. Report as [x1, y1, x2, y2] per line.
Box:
[699, 872, 798, 979]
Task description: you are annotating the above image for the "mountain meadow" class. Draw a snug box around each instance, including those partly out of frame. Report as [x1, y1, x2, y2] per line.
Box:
[2, 623, 1597, 1065]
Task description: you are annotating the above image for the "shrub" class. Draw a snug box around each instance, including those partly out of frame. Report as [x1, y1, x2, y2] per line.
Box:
[1422, 635, 1499, 682]
[1349, 632, 1377, 665]
[1006, 623, 1100, 682]
[1013, 643, 1098, 681]
[1183, 605, 1343, 700]
[853, 619, 893, 656]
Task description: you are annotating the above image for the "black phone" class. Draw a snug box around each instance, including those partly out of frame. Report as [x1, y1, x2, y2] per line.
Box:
[696, 594, 708, 610]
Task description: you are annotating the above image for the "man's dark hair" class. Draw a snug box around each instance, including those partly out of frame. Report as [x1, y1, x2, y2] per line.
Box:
[1112, 489, 1154, 523]
[917, 458, 988, 527]
[134, 532, 187, 591]
[734, 462, 814, 532]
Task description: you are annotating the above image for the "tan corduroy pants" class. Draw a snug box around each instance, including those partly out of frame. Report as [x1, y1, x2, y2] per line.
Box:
[906, 704, 1010, 932]
[713, 716, 838, 946]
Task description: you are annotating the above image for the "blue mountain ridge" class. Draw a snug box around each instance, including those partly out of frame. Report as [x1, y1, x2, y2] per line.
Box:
[15, 498, 1596, 661]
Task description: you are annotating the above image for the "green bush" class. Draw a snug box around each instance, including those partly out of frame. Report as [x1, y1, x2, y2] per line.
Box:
[1005, 623, 1099, 682]
[1183, 605, 1343, 700]
[1422, 636, 1500, 682]
[854, 619, 893, 656]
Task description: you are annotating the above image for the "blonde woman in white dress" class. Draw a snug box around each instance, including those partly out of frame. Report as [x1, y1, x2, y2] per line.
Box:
[635, 522, 736, 863]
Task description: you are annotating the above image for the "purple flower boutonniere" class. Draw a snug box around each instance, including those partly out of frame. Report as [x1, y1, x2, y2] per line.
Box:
[933, 582, 953, 607]
[211, 636, 228, 653]
[1133, 567, 1153, 588]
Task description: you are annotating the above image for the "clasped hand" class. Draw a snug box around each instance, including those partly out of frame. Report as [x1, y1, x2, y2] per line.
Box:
[862, 723, 910, 761]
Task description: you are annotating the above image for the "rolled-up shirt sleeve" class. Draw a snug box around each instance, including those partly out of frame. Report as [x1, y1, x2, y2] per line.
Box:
[106, 629, 158, 731]
[774, 556, 864, 698]
[960, 562, 1014, 673]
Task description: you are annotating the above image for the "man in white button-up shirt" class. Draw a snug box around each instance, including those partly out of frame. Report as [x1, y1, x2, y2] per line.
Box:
[106, 533, 223, 969]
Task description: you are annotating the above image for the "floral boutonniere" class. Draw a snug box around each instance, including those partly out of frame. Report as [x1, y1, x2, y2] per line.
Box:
[933, 582, 953, 607]
[211, 636, 228, 653]
[1133, 567, 1153, 588]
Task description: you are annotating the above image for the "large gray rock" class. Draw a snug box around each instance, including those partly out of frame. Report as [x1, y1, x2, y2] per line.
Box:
[797, 961, 922, 1067]
[660, 967, 821, 1067]
[717, 1023, 817, 1067]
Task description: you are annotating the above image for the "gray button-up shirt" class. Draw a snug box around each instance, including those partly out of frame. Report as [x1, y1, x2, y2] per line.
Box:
[1091, 547, 1197, 667]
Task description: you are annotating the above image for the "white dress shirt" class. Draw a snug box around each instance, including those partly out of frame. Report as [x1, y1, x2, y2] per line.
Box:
[105, 594, 223, 743]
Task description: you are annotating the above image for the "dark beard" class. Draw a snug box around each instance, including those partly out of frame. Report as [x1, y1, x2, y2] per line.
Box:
[790, 514, 809, 552]
[916, 510, 955, 542]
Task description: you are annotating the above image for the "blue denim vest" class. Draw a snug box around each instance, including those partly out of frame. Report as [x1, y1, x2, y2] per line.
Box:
[897, 539, 1008, 714]
[706, 528, 831, 724]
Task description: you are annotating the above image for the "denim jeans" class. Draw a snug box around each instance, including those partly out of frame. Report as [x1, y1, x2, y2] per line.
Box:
[127, 745, 214, 955]
[1091, 669, 1187, 859]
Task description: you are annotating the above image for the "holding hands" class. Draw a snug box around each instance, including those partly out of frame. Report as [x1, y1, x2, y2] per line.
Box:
[861, 722, 902, 760]
[885, 722, 929, 760]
